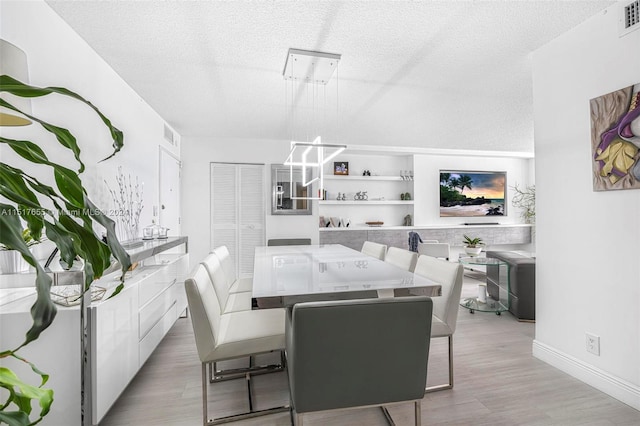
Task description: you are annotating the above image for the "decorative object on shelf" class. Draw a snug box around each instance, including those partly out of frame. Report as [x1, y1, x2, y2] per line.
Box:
[366, 221, 384, 227]
[590, 82, 640, 190]
[334, 161, 349, 175]
[142, 226, 154, 240]
[463, 234, 484, 256]
[400, 193, 405, 201]
[511, 183, 535, 224]
[403, 214, 413, 226]
[354, 191, 368, 201]
[341, 193, 346, 201]
[404, 192, 411, 200]
[50, 285, 106, 307]
[282, 49, 347, 199]
[105, 166, 144, 247]
[336, 192, 342, 200]
[362, 169, 371, 176]
[400, 170, 414, 180]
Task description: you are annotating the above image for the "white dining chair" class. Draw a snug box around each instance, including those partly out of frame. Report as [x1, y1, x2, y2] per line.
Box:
[414, 255, 464, 392]
[361, 241, 387, 260]
[185, 265, 288, 425]
[212, 245, 252, 293]
[417, 242, 451, 261]
[200, 253, 251, 313]
[385, 247, 418, 272]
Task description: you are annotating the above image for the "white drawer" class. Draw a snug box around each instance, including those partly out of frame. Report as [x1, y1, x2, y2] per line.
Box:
[139, 283, 175, 340]
[138, 254, 188, 308]
[139, 302, 177, 367]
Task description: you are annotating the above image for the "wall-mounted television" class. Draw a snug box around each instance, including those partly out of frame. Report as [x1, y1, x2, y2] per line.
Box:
[439, 170, 506, 217]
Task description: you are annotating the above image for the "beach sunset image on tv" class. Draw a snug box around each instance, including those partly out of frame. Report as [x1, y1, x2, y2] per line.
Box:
[439, 171, 506, 217]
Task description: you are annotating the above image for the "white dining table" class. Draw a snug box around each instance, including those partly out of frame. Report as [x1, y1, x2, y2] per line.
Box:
[252, 244, 441, 307]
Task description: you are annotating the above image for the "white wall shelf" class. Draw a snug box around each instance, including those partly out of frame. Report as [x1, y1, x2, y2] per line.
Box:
[320, 200, 414, 205]
[324, 175, 410, 182]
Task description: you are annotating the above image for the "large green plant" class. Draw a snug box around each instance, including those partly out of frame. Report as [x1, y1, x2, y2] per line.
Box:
[0, 75, 131, 425]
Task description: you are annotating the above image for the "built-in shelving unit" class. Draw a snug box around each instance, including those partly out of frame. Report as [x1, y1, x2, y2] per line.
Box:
[321, 154, 415, 226]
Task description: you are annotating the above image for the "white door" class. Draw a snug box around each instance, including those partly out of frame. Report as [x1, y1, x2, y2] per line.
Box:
[159, 148, 181, 235]
[211, 163, 265, 278]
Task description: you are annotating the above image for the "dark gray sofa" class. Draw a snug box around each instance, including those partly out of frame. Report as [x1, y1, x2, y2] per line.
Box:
[485, 251, 536, 321]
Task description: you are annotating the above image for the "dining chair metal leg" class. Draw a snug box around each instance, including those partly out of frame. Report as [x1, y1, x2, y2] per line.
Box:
[201, 362, 290, 425]
[208, 352, 285, 383]
[425, 335, 454, 392]
[415, 400, 421, 426]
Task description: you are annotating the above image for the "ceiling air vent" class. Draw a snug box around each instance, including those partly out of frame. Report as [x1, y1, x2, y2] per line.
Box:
[163, 123, 176, 146]
[620, 0, 640, 37]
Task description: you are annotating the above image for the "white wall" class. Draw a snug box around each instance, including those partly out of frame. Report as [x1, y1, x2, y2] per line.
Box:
[181, 136, 319, 266]
[0, 0, 180, 241]
[532, 1, 640, 409]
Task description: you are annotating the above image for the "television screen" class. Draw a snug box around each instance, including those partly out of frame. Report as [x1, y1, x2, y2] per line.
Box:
[439, 170, 506, 217]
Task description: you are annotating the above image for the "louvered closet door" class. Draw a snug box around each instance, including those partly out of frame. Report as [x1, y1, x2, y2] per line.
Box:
[238, 165, 265, 277]
[210, 163, 265, 280]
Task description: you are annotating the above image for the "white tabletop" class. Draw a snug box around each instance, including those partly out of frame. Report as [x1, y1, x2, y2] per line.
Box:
[253, 244, 440, 305]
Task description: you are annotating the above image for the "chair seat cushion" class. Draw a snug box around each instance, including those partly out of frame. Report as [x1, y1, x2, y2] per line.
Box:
[225, 291, 252, 313]
[208, 308, 285, 362]
[229, 277, 253, 293]
[431, 315, 453, 338]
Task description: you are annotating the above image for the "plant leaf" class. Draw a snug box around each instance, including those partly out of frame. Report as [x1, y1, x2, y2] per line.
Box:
[0, 410, 30, 426]
[0, 366, 53, 423]
[0, 75, 123, 162]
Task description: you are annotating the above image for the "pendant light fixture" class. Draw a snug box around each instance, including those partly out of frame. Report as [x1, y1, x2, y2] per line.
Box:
[283, 48, 346, 200]
[0, 39, 32, 126]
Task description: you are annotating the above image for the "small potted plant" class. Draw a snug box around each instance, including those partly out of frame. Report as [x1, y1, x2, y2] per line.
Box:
[463, 234, 484, 256]
[0, 228, 41, 273]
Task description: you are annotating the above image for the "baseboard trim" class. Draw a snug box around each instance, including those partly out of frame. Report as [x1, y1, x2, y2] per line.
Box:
[532, 340, 640, 411]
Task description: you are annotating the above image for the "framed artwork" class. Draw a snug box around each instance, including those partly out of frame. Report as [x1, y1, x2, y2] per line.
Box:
[590, 83, 640, 191]
[334, 161, 349, 175]
[439, 170, 506, 217]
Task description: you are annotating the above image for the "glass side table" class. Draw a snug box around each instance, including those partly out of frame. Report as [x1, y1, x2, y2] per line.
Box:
[459, 257, 509, 315]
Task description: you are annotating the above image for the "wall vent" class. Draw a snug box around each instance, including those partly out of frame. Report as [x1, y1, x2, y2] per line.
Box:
[620, 0, 640, 37]
[163, 123, 176, 146]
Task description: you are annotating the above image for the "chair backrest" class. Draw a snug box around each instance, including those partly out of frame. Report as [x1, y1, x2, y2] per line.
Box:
[417, 242, 451, 260]
[184, 264, 222, 363]
[286, 296, 433, 414]
[212, 245, 236, 288]
[361, 241, 387, 260]
[267, 238, 312, 246]
[200, 253, 230, 311]
[385, 247, 418, 272]
[414, 255, 464, 333]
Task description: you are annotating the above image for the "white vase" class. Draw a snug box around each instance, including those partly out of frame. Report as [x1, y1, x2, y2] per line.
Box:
[0, 250, 29, 274]
[464, 246, 483, 257]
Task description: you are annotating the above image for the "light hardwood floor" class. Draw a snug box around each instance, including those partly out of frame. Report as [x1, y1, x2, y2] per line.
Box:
[100, 274, 640, 425]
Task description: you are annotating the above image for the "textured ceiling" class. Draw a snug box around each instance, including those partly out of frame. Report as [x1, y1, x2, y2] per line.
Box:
[46, 0, 615, 153]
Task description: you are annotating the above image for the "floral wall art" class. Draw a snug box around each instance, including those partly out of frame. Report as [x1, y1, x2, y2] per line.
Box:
[590, 83, 640, 191]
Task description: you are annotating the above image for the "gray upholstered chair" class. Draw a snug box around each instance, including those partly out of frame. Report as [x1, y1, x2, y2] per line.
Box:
[212, 245, 252, 293]
[267, 238, 311, 246]
[361, 241, 387, 260]
[413, 255, 464, 392]
[185, 265, 288, 425]
[286, 296, 433, 425]
[417, 242, 451, 261]
[385, 246, 418, 272]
